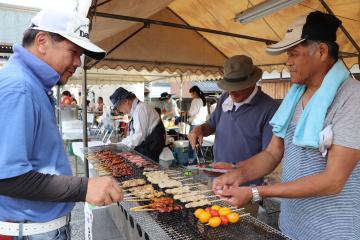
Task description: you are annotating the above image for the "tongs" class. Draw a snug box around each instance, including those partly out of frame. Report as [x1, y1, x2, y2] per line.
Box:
[194, 141, 206, 166]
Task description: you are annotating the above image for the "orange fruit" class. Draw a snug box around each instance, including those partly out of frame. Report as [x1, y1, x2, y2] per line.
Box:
[227, 212, 240, 224]
[211, 205, 222, 211]
[208, 217, 221, 228]
[198, 211, 211, 223]
[194, 208, 205, 219]
[218, 207, 232, 216]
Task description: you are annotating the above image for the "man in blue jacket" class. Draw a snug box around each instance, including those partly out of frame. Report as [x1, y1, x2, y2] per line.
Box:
[0, 8, 123, 239]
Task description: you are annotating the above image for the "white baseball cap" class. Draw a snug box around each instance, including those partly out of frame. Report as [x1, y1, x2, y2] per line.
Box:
[266, 11, 342, 55]
[30, 8, 106, 60]
[266, 15, 307, 54]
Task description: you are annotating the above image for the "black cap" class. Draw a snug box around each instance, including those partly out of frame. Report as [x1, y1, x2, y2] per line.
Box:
[160, 92, 171, 100]
[302, 11, 342, 42]
[110, 87, 131, 108]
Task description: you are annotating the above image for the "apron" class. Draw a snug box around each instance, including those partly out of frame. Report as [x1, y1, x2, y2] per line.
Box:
[134, 120, 166, 162]
[129, 101, 166, 161]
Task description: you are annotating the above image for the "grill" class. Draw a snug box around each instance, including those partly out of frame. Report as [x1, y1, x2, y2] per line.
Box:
[85, 144, 290, 240]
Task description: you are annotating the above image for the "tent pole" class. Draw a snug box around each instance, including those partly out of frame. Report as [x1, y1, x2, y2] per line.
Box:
[82, 67, 89, 177]
[95, 12, 275, 44]
[180, 74, 183, 111]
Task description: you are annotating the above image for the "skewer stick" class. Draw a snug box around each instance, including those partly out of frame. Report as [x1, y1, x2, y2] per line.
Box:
[133, 208, 157, 212]
[230, 206, 244, 210]
[209, 199, 223, 203]
[200, 190, 213, 193]
[126, 199, 151, 202]
[170, 176, 189, 179]
[177, 178, 193, 182]
[130, 205, 151, 211]
[240, 213, 251, 218]
[98, 172, 111, 177]
[183, 183, 201, 186]
[206, 195, 218, 199]
[123, 196, 139, 199]
[232, 208, 246, 212]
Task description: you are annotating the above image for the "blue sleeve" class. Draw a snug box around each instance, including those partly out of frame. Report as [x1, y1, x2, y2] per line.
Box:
[262, 101, 279, 150]
[0, 90, 36, 179]
[207, 93, 227, 130]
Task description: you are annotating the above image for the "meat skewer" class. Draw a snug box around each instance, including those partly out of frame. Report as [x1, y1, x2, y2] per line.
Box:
[185, 199, 222, 208]
[130, 197, 183, 212]
[173, 191, 211, 200]
[121, 179, 146, 188]
[158, 180, 182, 189]
[165, 186, 191, 195]
[179, 194, 208, 203]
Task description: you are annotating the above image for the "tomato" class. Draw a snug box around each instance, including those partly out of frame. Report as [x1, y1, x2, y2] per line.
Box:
[205, 207, 211, 213]
[220, 216, 229, 225]
[208, 217, 221, 228]
[210, 209, 219, 217]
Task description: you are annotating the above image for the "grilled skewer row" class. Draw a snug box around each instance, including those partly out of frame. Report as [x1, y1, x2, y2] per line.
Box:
[131, 197, 183, 212]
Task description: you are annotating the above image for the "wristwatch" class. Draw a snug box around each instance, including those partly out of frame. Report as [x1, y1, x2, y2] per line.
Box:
[251, 187, 262, 204]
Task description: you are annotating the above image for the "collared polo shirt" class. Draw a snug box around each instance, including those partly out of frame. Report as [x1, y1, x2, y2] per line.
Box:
[208, 90, 279, 185]
[0, 44, 74, 222]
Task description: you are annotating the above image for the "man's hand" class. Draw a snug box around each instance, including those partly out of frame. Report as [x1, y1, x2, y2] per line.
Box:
[212, 168, 243, 193]
[85, 176, 123, 206]
[188, 127, 203, 149]
[216, 186, 253, 208]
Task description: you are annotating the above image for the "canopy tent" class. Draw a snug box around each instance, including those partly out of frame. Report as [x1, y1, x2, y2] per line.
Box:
[87, 0, 359, 74]
[67, 67, 223, 85]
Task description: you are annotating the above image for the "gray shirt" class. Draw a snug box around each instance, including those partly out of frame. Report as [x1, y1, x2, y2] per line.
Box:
[280, 78, 360, 239]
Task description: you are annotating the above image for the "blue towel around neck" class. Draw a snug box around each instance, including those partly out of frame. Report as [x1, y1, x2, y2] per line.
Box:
[270, 61, 350, 148]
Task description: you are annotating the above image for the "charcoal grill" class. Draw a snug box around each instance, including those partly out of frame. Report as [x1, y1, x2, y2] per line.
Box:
[86, 144, 290, 239]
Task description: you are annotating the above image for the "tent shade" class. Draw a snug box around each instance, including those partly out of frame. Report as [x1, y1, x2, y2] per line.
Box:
[89, 0, 359, 74]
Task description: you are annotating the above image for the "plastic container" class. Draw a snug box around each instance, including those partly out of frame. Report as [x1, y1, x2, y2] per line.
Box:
[173, 146, 189, 166]
[159, 158, 174, 169]
[159, 147, 175, 169]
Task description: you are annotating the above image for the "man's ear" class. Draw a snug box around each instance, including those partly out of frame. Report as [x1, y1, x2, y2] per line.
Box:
[318, 42, 329, 62]
[34, 32, 49, 55]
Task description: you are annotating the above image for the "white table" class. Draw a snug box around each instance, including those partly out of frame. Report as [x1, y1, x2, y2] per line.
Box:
[72, 141, 104, 176]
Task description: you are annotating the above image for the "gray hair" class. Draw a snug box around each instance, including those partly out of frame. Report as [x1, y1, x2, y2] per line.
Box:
[301, 40, 339, 61]
[22, 24, 65, 47]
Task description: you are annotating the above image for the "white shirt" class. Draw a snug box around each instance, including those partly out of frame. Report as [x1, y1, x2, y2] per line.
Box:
[121, 99, 160, 148]
[188, 98, 208, 125]
[222, 86, 258, 112]
[101, 105, 114, 128]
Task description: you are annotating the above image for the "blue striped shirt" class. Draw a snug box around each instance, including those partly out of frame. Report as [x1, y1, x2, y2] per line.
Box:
[279, 78, 360, 239]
